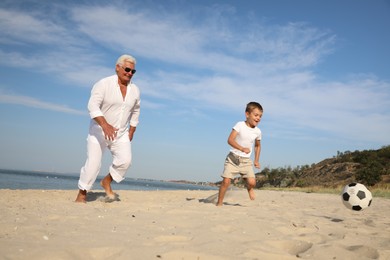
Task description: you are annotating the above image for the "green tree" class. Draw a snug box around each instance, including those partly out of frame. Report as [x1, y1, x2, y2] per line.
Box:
[356, 161, 382, 186]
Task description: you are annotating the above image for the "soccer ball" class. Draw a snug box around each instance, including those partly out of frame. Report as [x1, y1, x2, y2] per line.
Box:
[341, 183, 372, 211]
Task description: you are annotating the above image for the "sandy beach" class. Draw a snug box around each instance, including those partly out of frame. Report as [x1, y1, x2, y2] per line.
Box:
[1, 189, 389, 260]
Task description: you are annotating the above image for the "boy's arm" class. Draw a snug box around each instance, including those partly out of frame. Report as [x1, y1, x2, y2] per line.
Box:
[253, 139, 261, 168]
[228, 129, 250, 154]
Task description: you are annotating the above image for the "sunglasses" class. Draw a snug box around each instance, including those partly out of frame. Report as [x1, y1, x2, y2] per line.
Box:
[121, 66, 136, 74]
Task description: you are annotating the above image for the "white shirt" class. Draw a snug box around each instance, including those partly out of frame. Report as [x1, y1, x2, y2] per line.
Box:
[88, 75, 141, 138]
[230, 121, 261, 158]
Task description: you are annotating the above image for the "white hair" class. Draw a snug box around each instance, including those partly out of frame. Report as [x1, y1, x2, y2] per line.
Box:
[116, 54, 136, 65]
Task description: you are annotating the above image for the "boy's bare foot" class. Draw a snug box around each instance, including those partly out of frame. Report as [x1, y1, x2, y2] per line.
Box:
[248, 188, 256, 200]
[216, 202, 223, 206]
[100, 174, 115, 197]
[75, 189, 87, 203]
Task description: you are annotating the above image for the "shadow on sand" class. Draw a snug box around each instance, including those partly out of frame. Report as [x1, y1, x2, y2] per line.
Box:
[86, 191, 121, 203]
[195, 191, 244, 207]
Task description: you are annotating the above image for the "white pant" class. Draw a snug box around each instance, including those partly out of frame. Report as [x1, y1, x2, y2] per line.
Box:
[78, 132, 132, 191]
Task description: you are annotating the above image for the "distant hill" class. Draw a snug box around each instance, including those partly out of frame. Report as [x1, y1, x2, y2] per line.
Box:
[253, 146, 390, 188]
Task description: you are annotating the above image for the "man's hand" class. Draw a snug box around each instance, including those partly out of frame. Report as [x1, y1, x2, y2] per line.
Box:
[129, 126, 136, 141]
[101, 123, 118, 141]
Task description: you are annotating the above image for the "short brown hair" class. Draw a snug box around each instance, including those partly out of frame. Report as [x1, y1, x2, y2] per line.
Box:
[245, 102, 263, 113]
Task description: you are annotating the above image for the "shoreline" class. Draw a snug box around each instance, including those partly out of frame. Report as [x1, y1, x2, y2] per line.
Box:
[1, 189, 389, 259]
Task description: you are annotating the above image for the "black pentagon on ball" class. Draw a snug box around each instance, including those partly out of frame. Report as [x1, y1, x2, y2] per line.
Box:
[357, 190, 366, 200]
[352, 205, 363, 211]
[342, 192, 350, 201]
[348, 183, 357, 187]
[368, 199, 372, 207]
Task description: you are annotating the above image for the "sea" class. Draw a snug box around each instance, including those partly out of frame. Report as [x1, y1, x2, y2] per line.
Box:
[0, 169, 218, 191]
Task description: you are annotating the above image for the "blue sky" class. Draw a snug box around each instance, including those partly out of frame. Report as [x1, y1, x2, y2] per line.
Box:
[0, 0, 389, 182]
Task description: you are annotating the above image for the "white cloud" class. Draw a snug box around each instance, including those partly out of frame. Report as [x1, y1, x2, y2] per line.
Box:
[0, 6, 110, 87]
[0, 93, 86, 115]
[69, 5, 336, 74]
[0, 2, 389, 145]
[0, 9, 61, 45]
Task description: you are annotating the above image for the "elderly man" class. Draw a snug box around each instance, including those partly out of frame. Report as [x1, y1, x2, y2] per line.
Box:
[75, 54, 141, 203]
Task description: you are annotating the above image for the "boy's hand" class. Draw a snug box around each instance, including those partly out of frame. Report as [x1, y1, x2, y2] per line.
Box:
[254, 161, 260, 169]
[242, 147, 250, 154]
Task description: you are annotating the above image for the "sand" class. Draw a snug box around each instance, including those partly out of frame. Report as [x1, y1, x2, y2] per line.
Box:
[0, 189, 389, 260]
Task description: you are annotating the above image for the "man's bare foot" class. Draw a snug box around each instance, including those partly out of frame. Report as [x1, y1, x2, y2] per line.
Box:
[75, 189, 87, 203]
[100, 174, 115, 197]
[248, 188, 256, 200]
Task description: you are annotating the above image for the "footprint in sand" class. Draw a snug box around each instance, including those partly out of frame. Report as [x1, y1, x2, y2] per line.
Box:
[265, 239, 313, 256]
[346, 245, 379, 259]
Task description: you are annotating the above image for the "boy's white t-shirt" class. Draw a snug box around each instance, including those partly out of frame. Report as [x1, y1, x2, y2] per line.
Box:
[230, 121, 261, 158]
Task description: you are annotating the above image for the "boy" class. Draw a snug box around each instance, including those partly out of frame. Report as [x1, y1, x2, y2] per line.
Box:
[216, 102, 263, 206]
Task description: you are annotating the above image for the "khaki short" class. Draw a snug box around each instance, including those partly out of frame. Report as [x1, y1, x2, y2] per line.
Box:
[221, 152, 255, 179]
